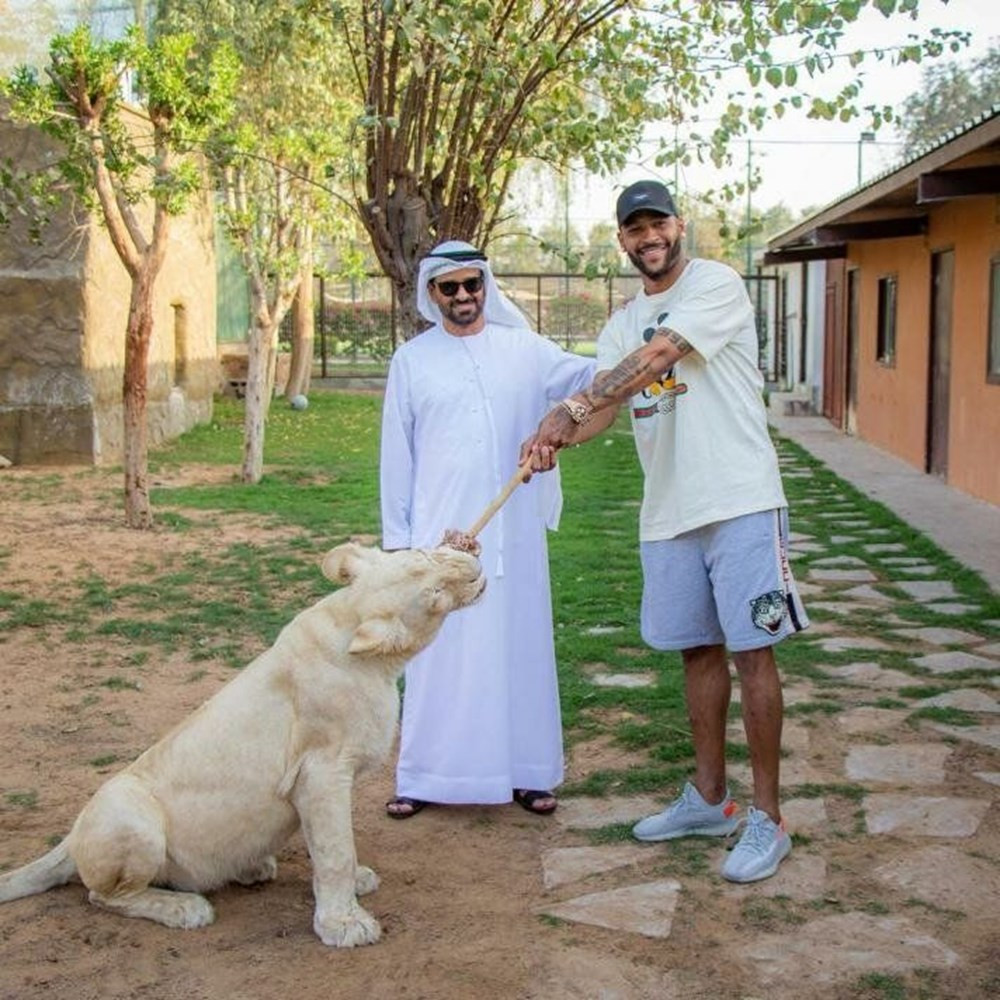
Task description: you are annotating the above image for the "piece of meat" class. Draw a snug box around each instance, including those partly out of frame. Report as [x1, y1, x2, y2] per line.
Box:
[440, 529, 481, 556]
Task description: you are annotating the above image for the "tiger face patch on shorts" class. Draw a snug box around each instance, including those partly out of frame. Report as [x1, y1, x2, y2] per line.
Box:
[750, 589, 787, 636]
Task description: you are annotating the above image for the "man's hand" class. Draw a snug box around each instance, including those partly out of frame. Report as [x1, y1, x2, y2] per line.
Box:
[532, 405, 579, 453]
[520, 421, 569, 473]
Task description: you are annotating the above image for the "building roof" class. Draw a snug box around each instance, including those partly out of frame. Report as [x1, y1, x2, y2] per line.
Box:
[765, 105, 1000, 265]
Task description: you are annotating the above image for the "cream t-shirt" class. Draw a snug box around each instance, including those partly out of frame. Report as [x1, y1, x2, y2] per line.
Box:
[596, 258, 786, 541]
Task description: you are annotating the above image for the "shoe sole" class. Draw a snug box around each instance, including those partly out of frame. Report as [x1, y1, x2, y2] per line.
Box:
[720, 838, 792, 882]
[633, 820, 741, 843]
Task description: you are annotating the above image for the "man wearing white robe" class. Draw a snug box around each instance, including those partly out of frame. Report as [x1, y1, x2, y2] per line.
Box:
[379, 240, 595, 815]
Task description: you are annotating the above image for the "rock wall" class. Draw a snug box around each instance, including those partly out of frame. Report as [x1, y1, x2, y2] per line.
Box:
[0, 109, 219, 466]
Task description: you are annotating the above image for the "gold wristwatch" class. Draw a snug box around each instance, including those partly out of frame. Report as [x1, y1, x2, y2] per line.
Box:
[560, 397, 592, 425]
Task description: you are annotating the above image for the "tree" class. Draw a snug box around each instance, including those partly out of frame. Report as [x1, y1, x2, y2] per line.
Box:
[160, 0, 357, 483]
[330, 0, 966, 337]
[2, 26, 236, 526]
[896, 41, 1000, 155]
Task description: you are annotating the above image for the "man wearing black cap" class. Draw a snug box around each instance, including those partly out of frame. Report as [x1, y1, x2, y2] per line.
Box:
[524, 180, 809, 883]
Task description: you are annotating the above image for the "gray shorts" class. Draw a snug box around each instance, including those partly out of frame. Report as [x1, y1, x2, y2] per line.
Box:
[640, 508, 809, 653]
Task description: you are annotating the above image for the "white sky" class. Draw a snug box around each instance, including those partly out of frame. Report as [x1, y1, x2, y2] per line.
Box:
[516, 0, 999, 236]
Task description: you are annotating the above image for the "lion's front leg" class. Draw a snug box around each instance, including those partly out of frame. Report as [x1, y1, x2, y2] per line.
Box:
[293, 754, 380, 948]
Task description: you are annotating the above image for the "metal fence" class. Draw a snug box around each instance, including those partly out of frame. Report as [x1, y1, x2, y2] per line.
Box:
[280, 271, 780, 378]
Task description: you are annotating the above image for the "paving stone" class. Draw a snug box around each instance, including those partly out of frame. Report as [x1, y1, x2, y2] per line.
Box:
[894, 580, 958, 602]
[863, 543, 908, 553]
[816, 635, 894, 653]
[808, 567, 878, 583]
[795, 580, 825, 597]
[880, 556, 932, 565]
[805, 619, 846, 635]
[722, 852, 826, 901]
[729, 757, 835, 788]
[891, 626, 983, 646]
[829, 535, 860, 545]
[812, 554, 868, 566]
[889, 565, 939, 576]
[973, 771, 1000, 787]
[845, 744, 951, 785]
[536, 946, 682, 1000]
[859, 528, 894, 535]
[589, 672, 655, 689]
[911, 651, 1000, 674]
[874, 845, 1000, 917]
[536, 879, 682, 939]
[984, 619, 1000, 629]
[556, 795, 664, 831]
[781, 681, 820, 706]
[790, 541, 827, 554]
[835, 706, 909, 735]
[975, 641, 1000, 658]
[925, 602, 982, 616]
[823, 661, 915, 689]
[929, 723, 1000, 750]
[781, 796, 829, 834]
[806, 601, 858, 615]
[727, 722, 810, 755]
[916, 688, 1000, 713]
[863, 793, 991, 836]
[583, 625, 625, 635]
[541, 845, 649, 890]
[788, 531, 815, 542]
[841, 584, 895, 603]
[735, 913, 958, 985]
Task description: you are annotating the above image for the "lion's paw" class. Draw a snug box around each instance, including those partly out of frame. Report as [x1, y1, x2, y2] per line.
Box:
[91, 888, 215, 930]
[314, 902, 382, 948]
[354, 865, 379, 896]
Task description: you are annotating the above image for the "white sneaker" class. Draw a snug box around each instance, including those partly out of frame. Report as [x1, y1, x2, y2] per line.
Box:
[721, 806, 791, 883]
[632, 782, 741, 842]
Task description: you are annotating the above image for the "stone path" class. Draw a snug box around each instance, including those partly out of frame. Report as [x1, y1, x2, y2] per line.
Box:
[532, 451, 999, 999]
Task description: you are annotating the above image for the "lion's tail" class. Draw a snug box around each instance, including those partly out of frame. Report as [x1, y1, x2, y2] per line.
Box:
[0, 840, 77, 902]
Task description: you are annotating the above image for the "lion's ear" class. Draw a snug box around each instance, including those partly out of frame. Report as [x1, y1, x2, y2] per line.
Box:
[321, 543, 377, 584]
[348, 616, 412, 655]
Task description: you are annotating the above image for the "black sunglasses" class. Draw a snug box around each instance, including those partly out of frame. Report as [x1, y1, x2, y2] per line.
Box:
[432, 275, 484, 296]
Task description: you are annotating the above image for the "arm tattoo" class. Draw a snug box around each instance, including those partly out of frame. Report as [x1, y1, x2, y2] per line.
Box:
[653, 326, 693, 355]
[584, 326, 692, 409]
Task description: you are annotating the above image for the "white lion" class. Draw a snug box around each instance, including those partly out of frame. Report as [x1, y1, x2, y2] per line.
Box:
[0, 542, 485, 947]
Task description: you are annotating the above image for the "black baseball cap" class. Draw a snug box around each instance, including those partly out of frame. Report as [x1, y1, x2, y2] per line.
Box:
[616, 180, 679, 226]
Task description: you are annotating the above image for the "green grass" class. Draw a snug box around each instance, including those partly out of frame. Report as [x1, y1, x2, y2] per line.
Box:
[2, 390, 998, 811]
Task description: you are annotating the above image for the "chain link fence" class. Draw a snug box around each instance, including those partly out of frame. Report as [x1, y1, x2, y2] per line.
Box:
[280, 271, 779, 378]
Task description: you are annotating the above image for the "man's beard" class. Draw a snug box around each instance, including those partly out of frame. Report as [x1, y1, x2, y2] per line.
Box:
[441, 297, 484, 327]
[627, 237, 684, 281]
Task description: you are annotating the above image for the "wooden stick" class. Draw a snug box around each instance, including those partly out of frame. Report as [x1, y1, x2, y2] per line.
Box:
[466, 459, 534, 538]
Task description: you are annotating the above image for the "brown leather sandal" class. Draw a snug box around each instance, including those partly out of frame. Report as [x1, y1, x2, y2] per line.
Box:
[513, 789, 557, 814]
[385, 796, 426, 819]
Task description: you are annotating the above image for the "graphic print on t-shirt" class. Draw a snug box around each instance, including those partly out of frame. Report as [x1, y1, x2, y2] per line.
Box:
[632, 312, 688, 419]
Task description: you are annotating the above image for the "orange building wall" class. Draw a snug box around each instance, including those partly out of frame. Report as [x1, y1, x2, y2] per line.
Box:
[939, 200, 1000, 505]
[851, 238, 931, 468]
[848, 197, 1000, 506]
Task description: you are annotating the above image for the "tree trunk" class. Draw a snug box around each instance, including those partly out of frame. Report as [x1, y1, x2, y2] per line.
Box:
[241, 309, 272, 485]
[122, 271, 155, 529]
[285, 240, 314, 399]
[360, 175, 435, 341]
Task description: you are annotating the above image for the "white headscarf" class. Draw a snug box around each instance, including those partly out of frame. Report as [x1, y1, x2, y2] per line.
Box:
[416, 240, 529, 330]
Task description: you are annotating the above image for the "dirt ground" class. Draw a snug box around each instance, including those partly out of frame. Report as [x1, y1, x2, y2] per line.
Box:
[1, 466, 998, 1000]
